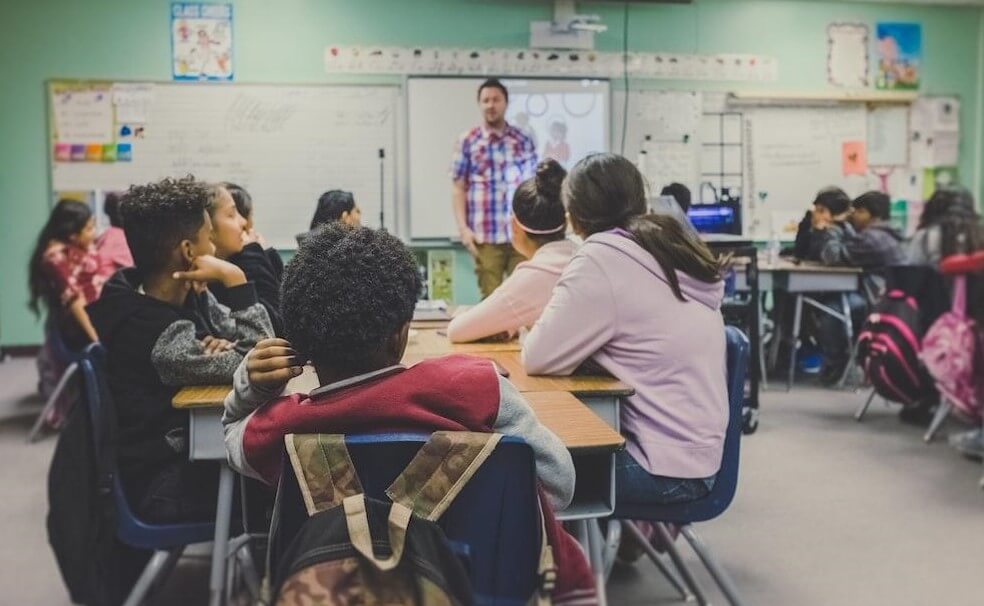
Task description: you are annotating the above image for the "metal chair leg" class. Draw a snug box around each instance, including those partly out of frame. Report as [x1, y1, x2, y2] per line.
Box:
[786, 295, 803, 392]
[855, 389, 878, 422]
[680, 526, 746, 606]
[123, 550, 174, 606]
[622, 522, 694, 602]
[27, 362, 79, 443]
[924, 399, 952, 443]
[654, 523, 709, 606]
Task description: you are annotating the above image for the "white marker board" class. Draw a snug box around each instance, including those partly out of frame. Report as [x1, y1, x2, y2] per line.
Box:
[50, 82, 399, 249]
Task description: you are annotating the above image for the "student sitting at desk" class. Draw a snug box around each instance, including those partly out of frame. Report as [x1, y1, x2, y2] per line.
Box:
[30, 199, 107, 405]
[522, 154, 727, 553]
[96, 192, 134, 273]
[447, 159, 575, 343]
[820, 191, 905, 271]
[295, 189, 362, 246]
[221, 224, 596, 605]
[792, 186, 852, 261]
[87, 177, 273, 523]
[209, 183, 285, 335]
[907, 187, 981, 266]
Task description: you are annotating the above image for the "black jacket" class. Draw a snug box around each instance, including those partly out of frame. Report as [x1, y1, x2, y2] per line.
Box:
[211, 243, 285, 335]
[87, 268, 270, 497]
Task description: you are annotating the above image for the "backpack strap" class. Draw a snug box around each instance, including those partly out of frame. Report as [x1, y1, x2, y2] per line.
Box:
[285, 433, 364, 516]
[385, 431, 502, 521]
[342, 494, 413, 572]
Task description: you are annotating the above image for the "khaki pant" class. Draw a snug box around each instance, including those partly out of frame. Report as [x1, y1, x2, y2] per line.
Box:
[473, 243, 524, 299]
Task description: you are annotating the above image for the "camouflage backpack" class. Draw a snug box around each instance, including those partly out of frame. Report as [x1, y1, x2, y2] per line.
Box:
[266, 432, 556, 606]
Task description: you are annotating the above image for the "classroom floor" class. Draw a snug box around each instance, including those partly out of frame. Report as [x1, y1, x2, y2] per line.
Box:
[1, 355, 981, 606]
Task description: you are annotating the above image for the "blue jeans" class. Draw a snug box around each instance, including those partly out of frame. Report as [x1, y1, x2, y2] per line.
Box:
[615, 449, 715, 506]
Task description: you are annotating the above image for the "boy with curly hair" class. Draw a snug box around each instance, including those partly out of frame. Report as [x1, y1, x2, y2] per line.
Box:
[222, 224, 597, 605]
[87, 176, 274, 523]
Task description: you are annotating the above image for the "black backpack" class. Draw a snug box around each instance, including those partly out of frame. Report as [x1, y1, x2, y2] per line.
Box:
[47, 349, 148, 606]
[267, 432, 554, 606]
[857, 288, 937, 405]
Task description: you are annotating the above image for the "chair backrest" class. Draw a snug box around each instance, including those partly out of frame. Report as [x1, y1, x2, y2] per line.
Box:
[77, 343, 213, 549]
[273, 433, 542, 604]
[620, 325, 750, 524]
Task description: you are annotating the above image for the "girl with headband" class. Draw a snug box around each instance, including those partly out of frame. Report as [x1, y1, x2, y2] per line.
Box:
[447, 158, 575, 343]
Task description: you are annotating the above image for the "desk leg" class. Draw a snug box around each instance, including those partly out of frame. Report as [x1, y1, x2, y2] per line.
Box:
[209, 464, 235, 606]
[836, 293, 857, 389]
[587, 519, 609, 606]
[787, 294, 803, 392]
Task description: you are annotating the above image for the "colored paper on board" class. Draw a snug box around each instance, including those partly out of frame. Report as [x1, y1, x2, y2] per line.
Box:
[85, 144, 103, 162]
[70, 144, 86, 161]
[101, 144, 117, 162]
[117, 143, 133, 162]
[842, 140, 867, 176]
[54, 143, 71, 162]
[876, 22, 921, 90]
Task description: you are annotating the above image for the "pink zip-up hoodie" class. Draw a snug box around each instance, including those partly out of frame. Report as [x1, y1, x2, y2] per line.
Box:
[447, 239, 576, 343]
[523, 231, 727, 479]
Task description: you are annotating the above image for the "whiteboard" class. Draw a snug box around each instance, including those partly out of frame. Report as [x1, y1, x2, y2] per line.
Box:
[51, 82, 399, 249]
[744, 106, 869, 240]
[407, 77, 610, 240]
[612, 90, 702, 196]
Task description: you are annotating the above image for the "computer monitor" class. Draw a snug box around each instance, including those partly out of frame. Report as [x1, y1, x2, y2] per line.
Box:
[687, 201, 742, 235]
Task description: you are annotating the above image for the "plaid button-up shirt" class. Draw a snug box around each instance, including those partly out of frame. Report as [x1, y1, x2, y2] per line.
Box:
[451, 123, 538, 244]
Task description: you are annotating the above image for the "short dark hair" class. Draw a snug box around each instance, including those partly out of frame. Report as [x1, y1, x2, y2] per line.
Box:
[104, 192, 124, 228]
[222, 182, 253, 220]
[120, 177, 209, 274]
[813, 187, 850, 216]
[282, 224, 422, 371]
[852, 191, 891, 221]
[513, 159, 567, 245]
[660, 183, 692, 213]
[310, 190, 355, 230]
[477, 78, 508, 102]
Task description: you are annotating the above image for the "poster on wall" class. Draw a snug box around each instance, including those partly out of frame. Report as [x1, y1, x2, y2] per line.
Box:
[171, 3, 233, 81]
[827, 23, 869, 88]
[875, 22, 921, 90]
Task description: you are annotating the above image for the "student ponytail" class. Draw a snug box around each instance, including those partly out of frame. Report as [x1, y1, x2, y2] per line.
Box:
[512, 158, 567, 245]
[564, 153, 721, 301]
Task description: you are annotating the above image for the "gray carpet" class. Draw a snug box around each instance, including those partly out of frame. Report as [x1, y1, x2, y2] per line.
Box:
[1, 356, 980, 605]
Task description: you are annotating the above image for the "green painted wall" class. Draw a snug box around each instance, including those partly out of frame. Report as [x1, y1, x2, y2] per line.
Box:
[1, 0, 981, 345]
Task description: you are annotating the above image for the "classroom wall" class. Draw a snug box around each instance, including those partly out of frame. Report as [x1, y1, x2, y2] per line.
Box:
[1, 0, 982, 346]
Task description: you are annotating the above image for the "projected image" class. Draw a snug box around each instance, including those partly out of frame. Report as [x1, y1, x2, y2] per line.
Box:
[505, 80, 608, 171]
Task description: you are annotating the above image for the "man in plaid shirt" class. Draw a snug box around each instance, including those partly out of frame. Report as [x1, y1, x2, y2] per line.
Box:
[451, 79, 538, 298]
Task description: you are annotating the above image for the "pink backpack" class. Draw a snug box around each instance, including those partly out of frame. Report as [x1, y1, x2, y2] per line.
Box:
[920, 276, 981, 421]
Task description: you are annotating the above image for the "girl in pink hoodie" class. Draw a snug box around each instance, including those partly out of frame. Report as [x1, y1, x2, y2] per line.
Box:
[524, 153, 728, 509]
[447, 159, 576, 342]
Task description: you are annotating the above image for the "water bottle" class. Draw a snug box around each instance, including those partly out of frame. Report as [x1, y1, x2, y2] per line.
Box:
[767, 230, 781, 266]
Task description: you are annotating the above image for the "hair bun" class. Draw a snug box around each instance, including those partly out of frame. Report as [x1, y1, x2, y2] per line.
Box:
[535, 158, 566, 200]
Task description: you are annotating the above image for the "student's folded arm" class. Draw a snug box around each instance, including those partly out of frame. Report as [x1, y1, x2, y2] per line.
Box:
[819, 230, 849, 265]
[493, 375, 575, 510]
[522, 254, 616, 376]
[150, 320, 245, 386]
[446, 271, 528, 342]
[221, 356, 285, 480]
[204, 287, 274, 347]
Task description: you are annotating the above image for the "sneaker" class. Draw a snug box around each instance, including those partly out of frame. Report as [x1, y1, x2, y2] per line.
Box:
[949, 429, 984, 461]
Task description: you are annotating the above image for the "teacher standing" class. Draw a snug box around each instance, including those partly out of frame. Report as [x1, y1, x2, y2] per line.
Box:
[451, 78, 538, 298]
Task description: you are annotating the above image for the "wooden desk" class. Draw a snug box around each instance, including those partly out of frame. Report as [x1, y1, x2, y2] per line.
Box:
[406, 328, 521, 356]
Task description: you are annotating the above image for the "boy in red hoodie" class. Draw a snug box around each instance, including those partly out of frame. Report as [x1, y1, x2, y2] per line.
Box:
[221, 224, 596, 605]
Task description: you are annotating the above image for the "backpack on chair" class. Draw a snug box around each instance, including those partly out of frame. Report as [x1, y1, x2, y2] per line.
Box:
[856, 289, 937, 406]
[267, 432, 555, 606]
[920, 275, 981, 421]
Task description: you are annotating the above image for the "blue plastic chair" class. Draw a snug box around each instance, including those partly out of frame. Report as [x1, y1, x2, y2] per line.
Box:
[28, 324, 86, 442]
[272, 433, 543, 606]
[615, 325, 750, 606]
[78, 343, 216, 606]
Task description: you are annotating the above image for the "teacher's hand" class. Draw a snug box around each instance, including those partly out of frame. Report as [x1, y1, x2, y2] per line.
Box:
[459, 226, 480, 257]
